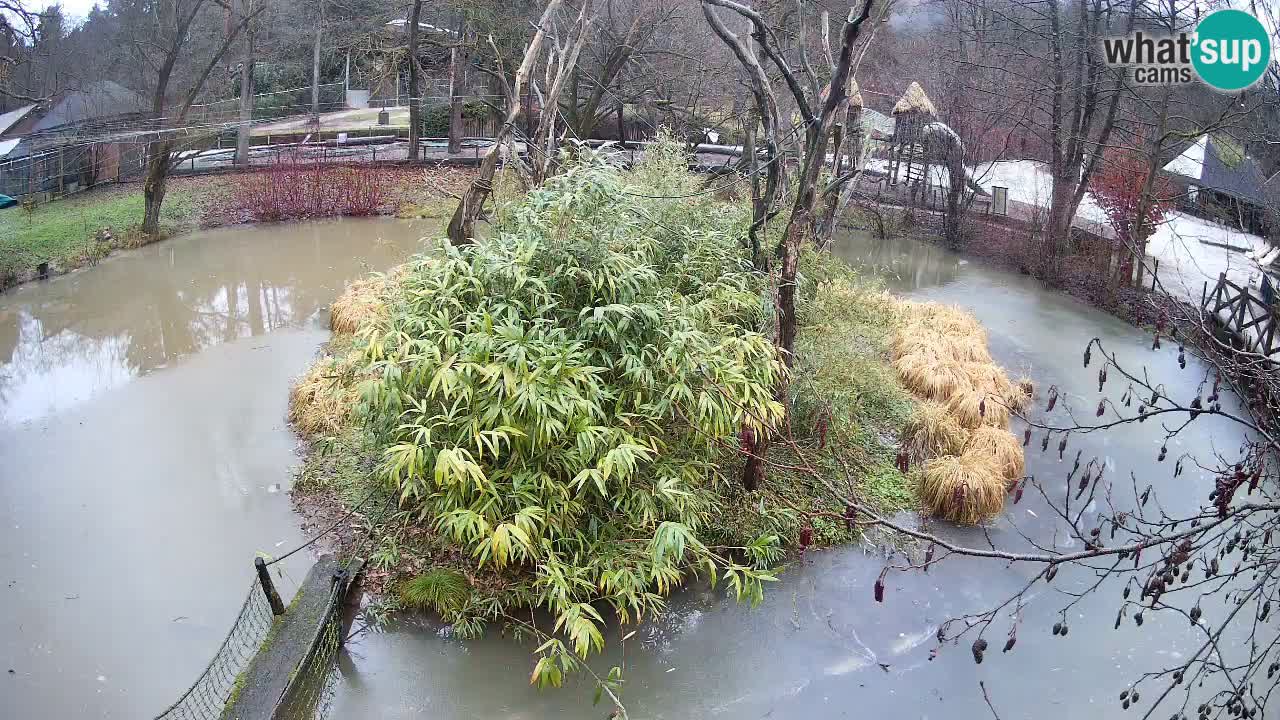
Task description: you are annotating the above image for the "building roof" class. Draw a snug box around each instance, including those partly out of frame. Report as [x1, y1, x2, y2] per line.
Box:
[29, 81, 147, 134]
[848, 78, 863, 108]
[892, 82, 937, 116]
[0, 138, 23, 159]
[1162, 134, 1269, 208]
[385, 18, 457, 35]
[0, 105, 36, 137]
[1264, 170, 1280, 208]
[862, 108, 895, 140]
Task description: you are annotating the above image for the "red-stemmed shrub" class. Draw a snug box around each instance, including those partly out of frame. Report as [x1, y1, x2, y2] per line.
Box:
[233, 154, 388, 222]
[1089, 144, 1175, 246]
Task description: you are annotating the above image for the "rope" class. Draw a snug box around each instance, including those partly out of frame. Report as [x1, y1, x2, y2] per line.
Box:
[264, 485, 383, 567]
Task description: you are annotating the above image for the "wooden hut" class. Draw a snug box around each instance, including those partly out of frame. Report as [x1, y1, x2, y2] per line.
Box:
[888, 81, 937, 199]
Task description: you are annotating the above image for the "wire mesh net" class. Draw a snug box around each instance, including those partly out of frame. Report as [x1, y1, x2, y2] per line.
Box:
[275, 577, 349, 720]
[153, 576, 276, 720]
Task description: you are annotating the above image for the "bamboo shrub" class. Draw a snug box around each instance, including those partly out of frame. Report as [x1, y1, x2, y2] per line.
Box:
[360, 146, 786, 685]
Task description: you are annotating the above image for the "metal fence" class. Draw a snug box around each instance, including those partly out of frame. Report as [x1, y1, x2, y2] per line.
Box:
[275, 576, 350, 720]
[0, 139, 150, 202]
[153, 576, 277, 720]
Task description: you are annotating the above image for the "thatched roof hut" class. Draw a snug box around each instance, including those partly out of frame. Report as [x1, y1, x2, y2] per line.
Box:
[848, 78, 864, 109]
[892, 82, 937, 116]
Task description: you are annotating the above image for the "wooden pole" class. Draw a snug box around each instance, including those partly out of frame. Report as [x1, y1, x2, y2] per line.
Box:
[311, 0, 324, 124]
[255, 557, 286, 615]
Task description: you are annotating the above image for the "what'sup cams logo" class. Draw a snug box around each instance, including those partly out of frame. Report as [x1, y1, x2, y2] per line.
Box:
[1102, 9, 1273, 91]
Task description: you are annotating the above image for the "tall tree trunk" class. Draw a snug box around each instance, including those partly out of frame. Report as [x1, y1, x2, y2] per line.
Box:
[235, 0, 254, 165]
[743, 108, 764, 268]
[531, 0, 594, 185]
[407, 0, 423, 160]
[142, 140, 172, 236]
[616, 101, 626, 146]
[446, 35, 469, 154]
[311, 0, 323, 124]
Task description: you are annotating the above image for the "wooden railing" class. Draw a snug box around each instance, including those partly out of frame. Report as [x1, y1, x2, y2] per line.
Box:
[1203, 273, 1280, 358]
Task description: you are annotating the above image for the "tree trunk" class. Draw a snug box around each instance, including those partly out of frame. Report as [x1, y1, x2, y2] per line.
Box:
[235, 0, 255, 165]
[742, 429, 767, 492]
[448, 0, 563, 244]
[311, 0, 323, 124]
[531, 0, 594, 185]
[743, 109, 765, 269]
[1041, 171, 1077, 279]
[446, 42, 468, 154]
[407, 0, 423, 160]
[142, 140, 172, 237]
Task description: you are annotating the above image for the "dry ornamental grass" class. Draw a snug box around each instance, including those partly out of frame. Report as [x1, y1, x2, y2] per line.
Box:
[329, 274, 391, 336]
[889, 301, 1030, 524]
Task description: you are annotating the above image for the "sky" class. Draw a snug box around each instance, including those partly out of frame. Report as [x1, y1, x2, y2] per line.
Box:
[30, 0, 98, 24]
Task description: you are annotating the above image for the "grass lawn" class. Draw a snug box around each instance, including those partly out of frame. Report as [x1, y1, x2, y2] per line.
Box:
[0, 182, 213, 286]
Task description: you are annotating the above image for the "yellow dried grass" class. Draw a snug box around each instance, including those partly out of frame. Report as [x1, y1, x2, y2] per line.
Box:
[901, 402, 968, 462]
[894, 354, 970, 402]
[920, 452, 1006, 524]
[959, 362, 1031, 413]
[330, 274, 390, 335]
[288, 356, 360, 437]
[890, 299, 1025, 524]
[963, 425, 1025, 481]
[945, 387, 1011, 429]
[891, 330, 991, 364]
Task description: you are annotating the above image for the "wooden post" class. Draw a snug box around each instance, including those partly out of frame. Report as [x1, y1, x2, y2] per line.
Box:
[255, 557, 286, 615]
[1151, 259, 1158, 291]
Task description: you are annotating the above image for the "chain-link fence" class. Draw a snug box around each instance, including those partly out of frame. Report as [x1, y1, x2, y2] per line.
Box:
[153, 576, 277, 720]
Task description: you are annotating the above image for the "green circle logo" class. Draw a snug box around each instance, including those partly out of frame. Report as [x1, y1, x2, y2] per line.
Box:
[1192, 9, 1272, 91]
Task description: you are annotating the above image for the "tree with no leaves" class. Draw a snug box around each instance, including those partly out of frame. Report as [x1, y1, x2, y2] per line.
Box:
[137, 0, 261, 236]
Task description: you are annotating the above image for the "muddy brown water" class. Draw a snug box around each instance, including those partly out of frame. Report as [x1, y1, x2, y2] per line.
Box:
[0, 222, 1251, 719]
[0, 217, 439, 718]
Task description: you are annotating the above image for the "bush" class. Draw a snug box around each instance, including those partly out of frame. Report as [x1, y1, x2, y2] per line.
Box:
[232, 156, 386, 221]
[419, 101, 493, 138]
[358, 145, 786, 683]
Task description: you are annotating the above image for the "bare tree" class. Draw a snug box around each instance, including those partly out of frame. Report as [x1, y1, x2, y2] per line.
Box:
[407, 0, 424, 160]
[0, 1, 58, 104]
[563, 0, 669, 139]
[234, 0, 256, 166]
[447, 0, 570, 245]
[139, 0, 261, 236]
[311, 0, 325, 126]
[703, 0, 878, 490]
[529, 0, 595, 184]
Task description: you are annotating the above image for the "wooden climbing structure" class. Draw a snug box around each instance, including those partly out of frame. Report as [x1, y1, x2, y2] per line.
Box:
[887, 81, 938, 202]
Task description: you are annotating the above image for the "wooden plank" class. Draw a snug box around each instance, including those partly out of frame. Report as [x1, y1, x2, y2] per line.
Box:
[1239, 304, 1271, 332]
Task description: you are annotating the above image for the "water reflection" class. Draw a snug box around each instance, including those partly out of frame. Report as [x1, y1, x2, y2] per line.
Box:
[831, 229, 963, 290]
[0, 216, 441, 719]
[0, 218, 437, 425]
